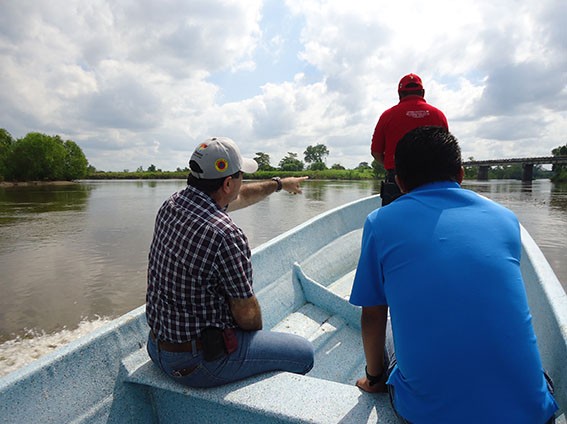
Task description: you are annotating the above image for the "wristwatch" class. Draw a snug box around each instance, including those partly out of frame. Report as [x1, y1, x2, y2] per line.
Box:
[271, 177, 282, 192]
[366, 365, 386, 386]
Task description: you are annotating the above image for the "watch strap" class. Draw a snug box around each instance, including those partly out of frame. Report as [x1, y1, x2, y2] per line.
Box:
[365, 365, 386, 386]
[271, 177, 282, 192]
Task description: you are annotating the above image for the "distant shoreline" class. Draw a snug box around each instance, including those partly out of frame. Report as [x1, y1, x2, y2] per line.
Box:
[0, 181, 78, 188]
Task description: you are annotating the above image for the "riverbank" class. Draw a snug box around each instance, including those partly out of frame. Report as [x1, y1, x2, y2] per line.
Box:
[2, 174, 565, 189]
[0, 181, 78, 188]
[83, 169, 377, 180]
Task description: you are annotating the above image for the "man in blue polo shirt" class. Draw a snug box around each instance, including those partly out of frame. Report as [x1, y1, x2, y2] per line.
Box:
[350, 127, 557, 423]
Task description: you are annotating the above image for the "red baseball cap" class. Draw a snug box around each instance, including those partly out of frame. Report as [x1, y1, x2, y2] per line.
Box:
[398, 73, 423, 92]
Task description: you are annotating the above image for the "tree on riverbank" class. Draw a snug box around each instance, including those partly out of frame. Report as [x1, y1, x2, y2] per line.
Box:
[279, 152, 304, 171]
[551, 143, 567, 183]
[0, 129, 15, 180]
[0, 129, 88, 182]
[304, 144, 329, 171]
[253, 152, 273, 171]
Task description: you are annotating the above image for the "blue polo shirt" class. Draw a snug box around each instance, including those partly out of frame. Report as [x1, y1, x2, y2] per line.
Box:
[350, 182, 557, 423]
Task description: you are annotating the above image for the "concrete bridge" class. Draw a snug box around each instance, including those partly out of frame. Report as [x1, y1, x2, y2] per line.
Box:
[463, 156, 567, 182]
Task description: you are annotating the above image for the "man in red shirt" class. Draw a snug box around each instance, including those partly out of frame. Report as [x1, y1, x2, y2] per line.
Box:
[371, 73, 448, 205]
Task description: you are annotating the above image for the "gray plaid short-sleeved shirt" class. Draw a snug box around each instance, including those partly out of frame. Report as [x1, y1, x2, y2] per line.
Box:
[146, 185, 254, 343]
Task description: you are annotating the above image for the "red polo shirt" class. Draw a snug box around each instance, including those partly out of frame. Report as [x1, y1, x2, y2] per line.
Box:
[371, 96, 448, 170]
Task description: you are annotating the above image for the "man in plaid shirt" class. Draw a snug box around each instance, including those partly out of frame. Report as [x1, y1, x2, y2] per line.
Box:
[146, 137, 314, 387]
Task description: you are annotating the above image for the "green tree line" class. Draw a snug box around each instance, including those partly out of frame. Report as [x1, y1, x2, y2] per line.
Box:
[0, 129, 88, 182]
[89, 142, 385, 180]
[2, 127, 565, 183]
[252, 144, 383, 176]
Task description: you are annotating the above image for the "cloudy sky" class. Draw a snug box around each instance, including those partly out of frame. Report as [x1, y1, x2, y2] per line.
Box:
[1, 0, 566, 171]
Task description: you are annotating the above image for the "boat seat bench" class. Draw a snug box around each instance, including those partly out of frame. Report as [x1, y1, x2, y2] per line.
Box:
[124, 279, 395, 423]
[123, 304, 399, 424]
[124, 348, 398, 423]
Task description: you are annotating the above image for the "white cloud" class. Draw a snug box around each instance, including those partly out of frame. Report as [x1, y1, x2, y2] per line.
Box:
[0, 0, 565, 171]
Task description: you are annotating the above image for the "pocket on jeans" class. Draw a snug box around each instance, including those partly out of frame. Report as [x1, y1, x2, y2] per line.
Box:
[160, 351, 201, 379]
[170, 364, 200, 378]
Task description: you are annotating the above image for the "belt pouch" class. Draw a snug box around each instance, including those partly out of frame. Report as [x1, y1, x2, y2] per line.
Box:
[201, 327, 225, 361]
[223, 328, 238, 354]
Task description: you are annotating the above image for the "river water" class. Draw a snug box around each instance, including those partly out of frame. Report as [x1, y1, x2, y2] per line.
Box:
[0, 179, 565, 376]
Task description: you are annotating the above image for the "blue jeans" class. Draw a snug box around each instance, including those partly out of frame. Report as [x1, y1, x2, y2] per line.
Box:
[147, 329, 314, 388]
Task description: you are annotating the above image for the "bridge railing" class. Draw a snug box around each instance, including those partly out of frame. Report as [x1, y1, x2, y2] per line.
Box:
[463, 156, 567, 167]
[462, 156, 567, 181]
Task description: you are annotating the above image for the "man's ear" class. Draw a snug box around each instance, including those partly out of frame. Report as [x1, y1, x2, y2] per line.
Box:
[394, 175, 407, 193]
[457, 166, 464, 185]
[222, 176, 232, 193]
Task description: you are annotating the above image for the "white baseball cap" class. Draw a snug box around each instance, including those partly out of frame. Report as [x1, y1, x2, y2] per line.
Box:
[189, 137, 258, 179]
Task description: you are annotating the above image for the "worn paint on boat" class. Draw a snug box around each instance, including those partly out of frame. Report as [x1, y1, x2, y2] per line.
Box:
[0, 195, 565, 423]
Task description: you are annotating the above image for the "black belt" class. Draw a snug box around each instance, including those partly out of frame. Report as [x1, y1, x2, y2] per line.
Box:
[150, 331, 202, 353]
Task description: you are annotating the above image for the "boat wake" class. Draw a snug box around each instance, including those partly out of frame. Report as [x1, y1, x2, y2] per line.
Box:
[0, 316, 112, 378]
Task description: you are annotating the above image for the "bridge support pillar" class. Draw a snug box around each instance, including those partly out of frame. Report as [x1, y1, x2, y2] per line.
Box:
[522, 163, 534, 182]
[477, 166, 489, 181]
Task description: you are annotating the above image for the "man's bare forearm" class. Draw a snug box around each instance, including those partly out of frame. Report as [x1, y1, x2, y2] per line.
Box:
[228, 180, 278, 211]
[227, 176, 308, 212]
[355, 305, 389, 393]
[361, 305, 388, 376]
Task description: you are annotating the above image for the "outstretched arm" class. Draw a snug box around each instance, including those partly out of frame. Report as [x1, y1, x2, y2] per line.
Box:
[227, 176, 309, 212]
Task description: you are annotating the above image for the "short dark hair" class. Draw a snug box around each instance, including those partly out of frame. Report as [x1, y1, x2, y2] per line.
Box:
[187, 174, 224, 193]
[187, 158, 241, 194]
[399, 88, 424, 99]
[395, 126, 462, 192]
